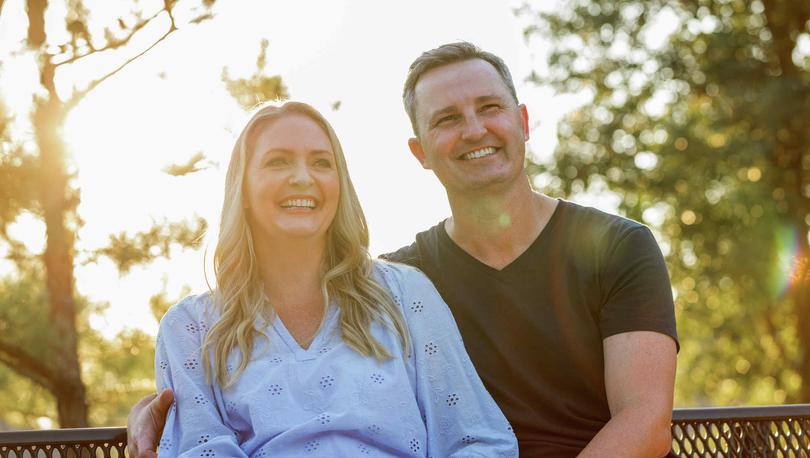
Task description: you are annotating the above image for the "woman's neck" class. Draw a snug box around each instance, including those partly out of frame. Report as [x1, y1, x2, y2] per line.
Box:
[253, 235, 326, 314]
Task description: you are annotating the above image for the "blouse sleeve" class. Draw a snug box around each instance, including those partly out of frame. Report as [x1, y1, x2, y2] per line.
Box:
[154, 295, 248, 458]
[393, 265, 518, 457]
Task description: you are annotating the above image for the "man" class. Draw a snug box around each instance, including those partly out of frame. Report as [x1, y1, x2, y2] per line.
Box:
[128, 42, 678, 457]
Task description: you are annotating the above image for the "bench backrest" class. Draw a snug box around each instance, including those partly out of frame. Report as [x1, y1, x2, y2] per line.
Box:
[671, 404, 810, 456]
[0, 427, 126, 458]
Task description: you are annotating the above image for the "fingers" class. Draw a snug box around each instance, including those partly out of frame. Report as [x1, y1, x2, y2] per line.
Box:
[139, 388, 174, 457]
[127, 393, 158, 457]
[126, 390, 174, 458]
[153, 388, 175, 418]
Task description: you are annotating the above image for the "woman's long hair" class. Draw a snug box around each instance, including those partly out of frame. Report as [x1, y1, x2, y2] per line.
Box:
[202, 101, 409, 387]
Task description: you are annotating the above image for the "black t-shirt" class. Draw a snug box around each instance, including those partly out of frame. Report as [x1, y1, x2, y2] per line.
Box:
[381, 200, 678, 457]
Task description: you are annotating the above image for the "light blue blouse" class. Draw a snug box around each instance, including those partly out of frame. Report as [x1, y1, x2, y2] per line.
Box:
[155, 261, 517, 457]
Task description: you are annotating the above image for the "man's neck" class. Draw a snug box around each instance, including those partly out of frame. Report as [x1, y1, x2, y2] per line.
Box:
[445, 181, 557, 270]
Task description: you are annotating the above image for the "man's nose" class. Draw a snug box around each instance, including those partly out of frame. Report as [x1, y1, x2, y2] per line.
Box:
[461, 115, 487, 142]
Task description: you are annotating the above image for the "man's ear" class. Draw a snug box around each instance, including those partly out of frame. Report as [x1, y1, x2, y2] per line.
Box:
[408, 137, 431, 170]
[519, 104, 530, 142]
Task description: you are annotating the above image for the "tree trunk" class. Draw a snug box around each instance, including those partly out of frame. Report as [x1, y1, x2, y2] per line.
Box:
[54, 380, 89, 428]
[799, 292, 810, 402]
[795, 229, 810, 402]
[34, 96, 88, 427]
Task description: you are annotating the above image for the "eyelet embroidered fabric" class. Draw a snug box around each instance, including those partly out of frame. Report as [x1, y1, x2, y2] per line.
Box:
[155, 260, 517, 457]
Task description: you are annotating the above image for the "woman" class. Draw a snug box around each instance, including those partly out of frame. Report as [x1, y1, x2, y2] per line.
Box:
[155, 101, 517, 457]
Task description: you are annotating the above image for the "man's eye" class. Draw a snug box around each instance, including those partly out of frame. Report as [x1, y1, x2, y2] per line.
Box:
[435, 115, 458, 127]
[481, 104, 500, 112]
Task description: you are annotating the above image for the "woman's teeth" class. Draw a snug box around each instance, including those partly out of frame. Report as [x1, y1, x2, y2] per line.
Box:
[281, 198, 316, 208]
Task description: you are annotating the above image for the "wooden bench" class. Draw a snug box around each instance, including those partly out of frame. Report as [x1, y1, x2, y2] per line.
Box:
[1, 404, 809, 457]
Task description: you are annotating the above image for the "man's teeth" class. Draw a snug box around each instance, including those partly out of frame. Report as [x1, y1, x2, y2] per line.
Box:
[281, 198, 316, 208]
[461, 147, 496, 160]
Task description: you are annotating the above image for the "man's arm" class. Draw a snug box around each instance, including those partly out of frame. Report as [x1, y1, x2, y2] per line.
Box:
[126, 389, 173, 458]
[579, 331, 677, 458]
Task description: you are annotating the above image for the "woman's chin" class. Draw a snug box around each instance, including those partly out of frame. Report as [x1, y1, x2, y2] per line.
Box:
[267, 225, 329, 242]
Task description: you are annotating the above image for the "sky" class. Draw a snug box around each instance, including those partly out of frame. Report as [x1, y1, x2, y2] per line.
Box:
[0, 0, 588, 336]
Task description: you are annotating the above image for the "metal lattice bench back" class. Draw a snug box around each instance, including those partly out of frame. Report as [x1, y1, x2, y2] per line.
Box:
[671, 404, 810, 457]
[1, 405, 809, 457]
[0, 427, 126, 458]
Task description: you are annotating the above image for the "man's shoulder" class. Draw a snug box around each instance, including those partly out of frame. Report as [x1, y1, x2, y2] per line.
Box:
[554, 200, 649, 251]
[559, 199, 644, 234]
[379, 221, 445, 269]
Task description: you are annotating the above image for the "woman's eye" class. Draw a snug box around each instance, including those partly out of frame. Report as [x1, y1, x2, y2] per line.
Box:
[265, 157, 287, 167]
[314, 158, 333, 168]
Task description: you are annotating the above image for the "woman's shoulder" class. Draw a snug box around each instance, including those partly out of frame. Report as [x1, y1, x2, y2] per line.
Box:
[160, 291, 217, 329]
[372, 258, 437, 300]
[373, 258, 431, 285]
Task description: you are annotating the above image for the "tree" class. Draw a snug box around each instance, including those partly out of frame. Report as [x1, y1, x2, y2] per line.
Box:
[0, 0, 215, 427]
[520, 0, 810, 404]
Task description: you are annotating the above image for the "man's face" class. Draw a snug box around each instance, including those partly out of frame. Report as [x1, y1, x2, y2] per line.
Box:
[408, 59, 529, 195]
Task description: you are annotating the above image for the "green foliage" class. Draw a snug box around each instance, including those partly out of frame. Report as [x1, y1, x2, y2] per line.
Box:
[0, 265, 55, 387]
[149, 283, 193, 323]
[521, 0, 810, 404]
[81, 327, 157, 426]
[162, 152, 211, 177]
[0, 262, 158, 427]
[0, 367, 56, 428]
[222, 39, 289, 109]
[89, 217, 207, 275]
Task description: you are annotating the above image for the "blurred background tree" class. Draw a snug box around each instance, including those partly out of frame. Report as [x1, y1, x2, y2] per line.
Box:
[0, 0, 216, 427]
[520, 0, 810, 404]
[0, 0, 288, 428]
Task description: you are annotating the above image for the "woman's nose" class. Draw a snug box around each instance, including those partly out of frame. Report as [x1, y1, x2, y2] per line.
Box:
[289, 163, 314, 186]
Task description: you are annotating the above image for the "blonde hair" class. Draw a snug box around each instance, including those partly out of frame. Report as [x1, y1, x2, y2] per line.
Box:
[202, 101, 409, 388]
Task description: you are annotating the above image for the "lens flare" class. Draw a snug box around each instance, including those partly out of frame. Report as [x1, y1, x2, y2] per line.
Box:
[769, 225, 800, 298]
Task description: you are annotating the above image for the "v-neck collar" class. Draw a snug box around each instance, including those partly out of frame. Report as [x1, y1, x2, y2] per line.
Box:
[270, 303, 339, 362]
[438, 199, 566, 275]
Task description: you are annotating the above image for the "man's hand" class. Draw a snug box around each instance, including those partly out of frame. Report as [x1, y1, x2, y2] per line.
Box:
[127, 389, 174, 458]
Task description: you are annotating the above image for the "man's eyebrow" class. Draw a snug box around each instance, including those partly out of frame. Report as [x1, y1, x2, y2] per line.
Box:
[427, 95, 508, 121]
[427, 106, 458, 122]
[475, 95, 505, 104]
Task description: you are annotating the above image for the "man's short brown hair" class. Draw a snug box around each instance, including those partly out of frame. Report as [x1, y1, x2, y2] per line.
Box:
[403, 42, 519, 136]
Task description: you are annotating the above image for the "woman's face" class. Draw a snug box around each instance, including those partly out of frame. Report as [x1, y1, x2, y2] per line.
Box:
[243, 114, 340, 244]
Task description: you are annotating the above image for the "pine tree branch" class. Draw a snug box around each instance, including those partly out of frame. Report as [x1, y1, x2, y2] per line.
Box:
[64, 7, 178, 111]
[53, 8, 164, 68]
[0, 339, 55, 391]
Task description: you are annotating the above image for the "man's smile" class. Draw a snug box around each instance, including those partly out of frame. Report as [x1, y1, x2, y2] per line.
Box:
[460, 146, 497, 161]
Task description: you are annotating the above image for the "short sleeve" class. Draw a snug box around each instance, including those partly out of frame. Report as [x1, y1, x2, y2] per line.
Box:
[599, 226, 679, 348]
[379, 240, 422, 269]
[387, 264, 518, 457]
[155, 295, 247, 457]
